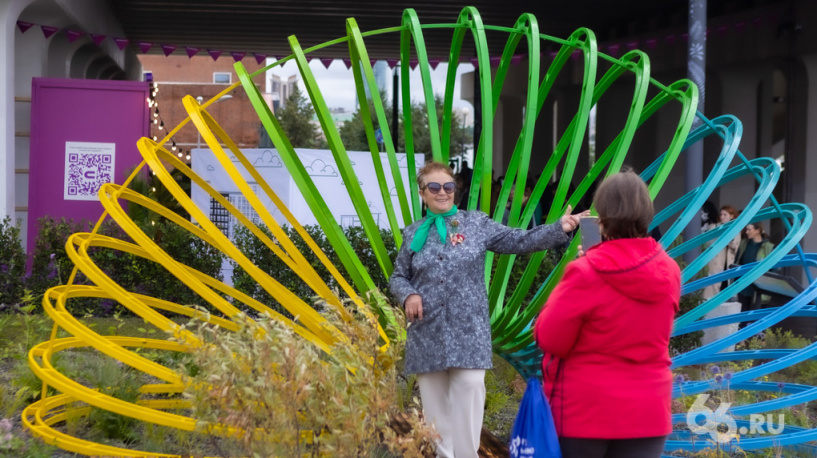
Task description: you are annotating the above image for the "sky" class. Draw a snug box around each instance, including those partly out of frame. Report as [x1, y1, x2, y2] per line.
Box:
[265, 58, 476, 125]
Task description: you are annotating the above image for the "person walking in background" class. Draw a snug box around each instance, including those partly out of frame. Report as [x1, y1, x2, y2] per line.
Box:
[735, 222, 775, 315]
[390, 161, 587, 458]
[700, 200, 719, 233]
[702, 205, 741, 299]
[534, 172, 680, 458]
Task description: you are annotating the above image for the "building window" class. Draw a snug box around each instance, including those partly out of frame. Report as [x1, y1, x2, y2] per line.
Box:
[213, 72, 231, 84]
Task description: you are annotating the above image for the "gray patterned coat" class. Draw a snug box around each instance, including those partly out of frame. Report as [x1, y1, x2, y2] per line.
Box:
[389, 209, 570, 374]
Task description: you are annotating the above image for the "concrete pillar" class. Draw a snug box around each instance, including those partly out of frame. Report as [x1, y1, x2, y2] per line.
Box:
[0, 0, 36, 225]
[798, 54, 817, 255]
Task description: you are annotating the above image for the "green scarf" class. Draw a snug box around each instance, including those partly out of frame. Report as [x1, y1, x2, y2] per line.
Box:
[410, 206, 458, 253]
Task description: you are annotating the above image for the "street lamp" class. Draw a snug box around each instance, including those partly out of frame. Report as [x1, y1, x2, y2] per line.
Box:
[195, 94, 233, 149]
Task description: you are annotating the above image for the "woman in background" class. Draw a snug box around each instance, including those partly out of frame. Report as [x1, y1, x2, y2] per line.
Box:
[735, 222, 775, 314]
[535, 172, 680, 458]
[702, 205, 741, 299]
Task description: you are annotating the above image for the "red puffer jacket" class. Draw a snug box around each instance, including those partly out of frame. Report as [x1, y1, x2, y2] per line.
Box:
[534, 237, 680, 439]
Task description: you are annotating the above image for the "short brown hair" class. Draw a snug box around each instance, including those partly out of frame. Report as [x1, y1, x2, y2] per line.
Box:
[416, 161, 455, 188]
[594, 172, 654, 239]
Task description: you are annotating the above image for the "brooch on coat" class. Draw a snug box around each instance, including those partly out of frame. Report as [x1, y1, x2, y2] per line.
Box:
[449, 220, 465, 245]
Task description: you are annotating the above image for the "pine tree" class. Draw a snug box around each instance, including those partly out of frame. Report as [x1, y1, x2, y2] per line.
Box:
[276, 85, 321, 148]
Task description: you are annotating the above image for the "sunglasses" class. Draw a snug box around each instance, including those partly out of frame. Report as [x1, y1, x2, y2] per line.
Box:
[422, 181, 456, 194]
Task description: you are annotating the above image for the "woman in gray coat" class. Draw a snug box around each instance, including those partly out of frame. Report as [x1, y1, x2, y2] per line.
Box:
[389, 161, 585, 458]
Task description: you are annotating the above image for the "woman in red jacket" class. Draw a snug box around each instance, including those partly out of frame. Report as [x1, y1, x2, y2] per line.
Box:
[534, 172, 680, 458]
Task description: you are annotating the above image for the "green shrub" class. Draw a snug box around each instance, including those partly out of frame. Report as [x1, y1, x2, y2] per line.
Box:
[176, 293, 435, 457]
[26, 216, 223, 316]
[230, 224, 397, 317]
[0, 217, 26, 309]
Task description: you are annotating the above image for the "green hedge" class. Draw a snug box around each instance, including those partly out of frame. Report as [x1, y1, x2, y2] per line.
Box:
[0, 216, 223, 316]
[230, 225, 397, 317]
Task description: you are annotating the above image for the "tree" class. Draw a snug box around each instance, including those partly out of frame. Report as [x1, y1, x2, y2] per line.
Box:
[276, 85, 323, 148]
[338, 92, 472, 158]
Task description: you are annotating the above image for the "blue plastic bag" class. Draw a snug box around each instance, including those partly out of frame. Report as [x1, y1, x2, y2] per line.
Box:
[509, 377, 562, 458]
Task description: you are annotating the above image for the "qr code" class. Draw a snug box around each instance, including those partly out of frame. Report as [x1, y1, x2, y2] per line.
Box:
[65, 148, 114, 200]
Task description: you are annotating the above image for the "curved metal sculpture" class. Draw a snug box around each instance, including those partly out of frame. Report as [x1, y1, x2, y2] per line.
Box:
[22, 6, 815, 455]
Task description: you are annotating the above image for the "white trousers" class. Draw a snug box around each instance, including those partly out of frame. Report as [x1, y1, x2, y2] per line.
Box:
[417, 368, 486, 458]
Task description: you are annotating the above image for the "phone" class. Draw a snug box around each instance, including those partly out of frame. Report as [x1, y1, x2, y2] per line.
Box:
[580, 216, 602, 248]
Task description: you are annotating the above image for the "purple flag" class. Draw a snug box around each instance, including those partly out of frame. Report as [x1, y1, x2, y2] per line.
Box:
[489, 56, 501, 67]
[510, 55, 522, 66]
[627, 41, 639, 50]
[645, 38, 657, 49]
[386, 58, 398, 69]
[208, 49, 222, 61]
[90, 34, 106, 46]
[469, 57, 479, 67]
[231, 51, 246, 62]
[608, 44, 620, 55]
[138, 42, 153, 53]
[343, 58, 352, 69]
[429, 58, 441, 70]
[185, 46, 200, 58]
[161, 44, 177, 56]
[41, 25, 58, 39]
[320, 58, 333, 69]
[66, 30, 84, 43]
[114, 38, 129, 50]
[409, 58, 418, 70]
[16, 21, 33, 34]
[254, 53, 267, 64]
[665, 34, 676, 45]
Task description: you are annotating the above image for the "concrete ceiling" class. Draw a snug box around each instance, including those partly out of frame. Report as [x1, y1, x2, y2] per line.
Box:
[104, 0, 757, 60]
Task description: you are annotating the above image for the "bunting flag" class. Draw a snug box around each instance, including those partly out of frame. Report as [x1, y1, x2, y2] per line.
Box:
[90, 34, 106, 46]
[41, 25, 58, 39]
[9, 17, 781, 72]
[114, 38, 129, 50]
[161, 44, 177, 56]
[306, 56, 314, 63]
[16, 21, 33, 33]
[66, 30, 84, 43]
